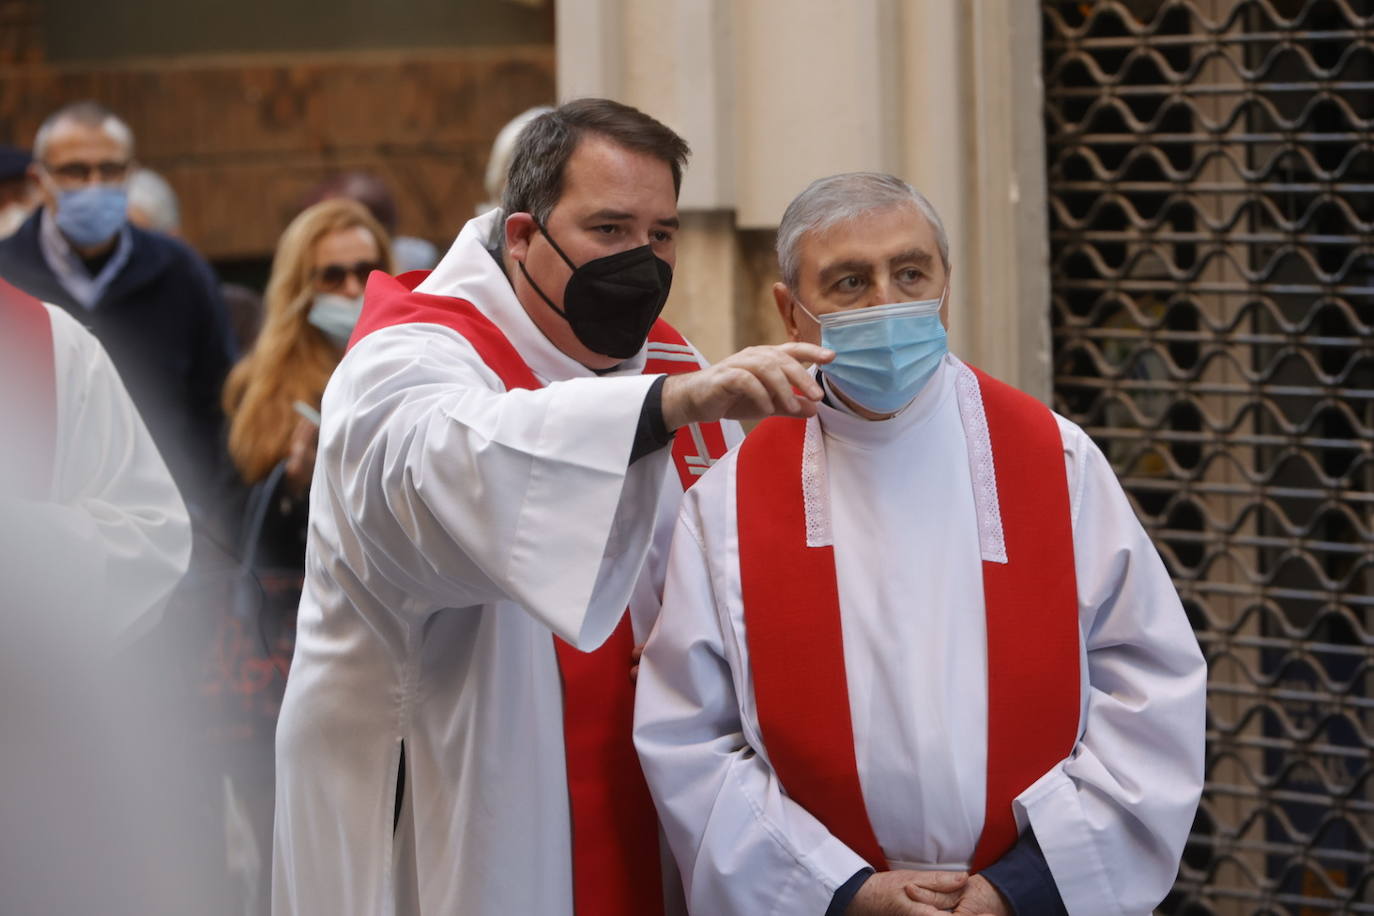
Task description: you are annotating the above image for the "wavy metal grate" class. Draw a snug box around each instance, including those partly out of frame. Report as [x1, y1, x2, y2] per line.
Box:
[1043, 1, 1373, 912]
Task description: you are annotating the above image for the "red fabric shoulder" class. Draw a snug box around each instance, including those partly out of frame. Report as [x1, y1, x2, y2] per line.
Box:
[347, 270, 538, 391]
[0, 278, 55, 494]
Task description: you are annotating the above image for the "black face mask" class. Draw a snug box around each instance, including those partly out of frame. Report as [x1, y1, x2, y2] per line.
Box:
[518, 221, 673, 360]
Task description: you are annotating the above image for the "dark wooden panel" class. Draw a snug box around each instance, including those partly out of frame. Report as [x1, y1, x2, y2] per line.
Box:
[0, 46, 555, 258]
[41, 0, 553, 62]
[0, 0, 42, 65]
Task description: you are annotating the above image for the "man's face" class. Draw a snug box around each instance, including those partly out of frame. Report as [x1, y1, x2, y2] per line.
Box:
[31, 119, 133, 214]
[505, 135, 679, 370]
[774, 204, 949, 347]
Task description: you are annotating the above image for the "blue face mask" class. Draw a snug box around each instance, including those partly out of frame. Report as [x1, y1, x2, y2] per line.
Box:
[54, 185, 128, 248]
[799, 291, 948, 415]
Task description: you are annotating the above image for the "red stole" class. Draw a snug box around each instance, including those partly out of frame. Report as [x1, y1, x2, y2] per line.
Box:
[0, 278, 56, 495]
[353, 270, 727, 915]
[736, 367, 1081, 872]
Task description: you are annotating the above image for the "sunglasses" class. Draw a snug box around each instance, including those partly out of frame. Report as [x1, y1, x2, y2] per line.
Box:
[314, 261, 381, 291]
[43, 159, 131, 185]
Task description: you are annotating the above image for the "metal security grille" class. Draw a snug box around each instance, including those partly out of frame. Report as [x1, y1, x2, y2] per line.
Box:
[1042, 1, 1373, 912]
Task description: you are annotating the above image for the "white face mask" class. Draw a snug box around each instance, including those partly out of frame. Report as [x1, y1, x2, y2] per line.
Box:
[307, 292, 364, 349]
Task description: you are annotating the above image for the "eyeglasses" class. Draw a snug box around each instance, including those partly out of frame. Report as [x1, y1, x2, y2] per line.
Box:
[314, 261, 381, 292]
[42, 160, 131, 186]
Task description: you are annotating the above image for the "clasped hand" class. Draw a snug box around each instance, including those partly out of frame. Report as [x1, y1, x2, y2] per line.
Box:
[847, 871, 1010, 916]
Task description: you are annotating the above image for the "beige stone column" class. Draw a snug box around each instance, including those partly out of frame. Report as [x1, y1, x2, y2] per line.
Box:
[556, 0, 1051, 393]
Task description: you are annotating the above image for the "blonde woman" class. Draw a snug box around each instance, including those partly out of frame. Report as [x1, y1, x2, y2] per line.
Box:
[223, 198, 392, 568]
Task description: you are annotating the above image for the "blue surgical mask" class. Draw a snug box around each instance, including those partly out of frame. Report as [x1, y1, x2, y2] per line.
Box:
[308, 292, 364, 349]
[54, 185, 128, 248]
[799, 291, 948, 415]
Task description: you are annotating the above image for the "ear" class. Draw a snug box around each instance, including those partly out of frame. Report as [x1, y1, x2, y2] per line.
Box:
[505, 212, 537, 262]
[939, 264, 953, 330]
[772, 281, 803, 342]
[28, 163, 55, 210]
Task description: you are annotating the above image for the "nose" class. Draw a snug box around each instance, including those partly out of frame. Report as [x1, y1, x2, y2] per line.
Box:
[341, 274, 365, 298]
[869, 277, 903, 306]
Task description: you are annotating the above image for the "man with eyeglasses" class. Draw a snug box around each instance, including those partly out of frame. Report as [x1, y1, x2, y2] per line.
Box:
[0, 100, 235, 522]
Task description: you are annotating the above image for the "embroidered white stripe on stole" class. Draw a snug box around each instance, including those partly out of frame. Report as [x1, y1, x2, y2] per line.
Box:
[645, 351, 702, 363]
[797, 362, 1005, 559]
[953, 359, 1007, 564]
[684, 423, 716, 476]
[801, 416, 833, 547]
[646, 342, 699, 363]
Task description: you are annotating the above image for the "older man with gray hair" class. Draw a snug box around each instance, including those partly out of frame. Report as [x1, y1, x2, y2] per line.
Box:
[0, 100, 235, 517]
[634, 171, 1206, 915]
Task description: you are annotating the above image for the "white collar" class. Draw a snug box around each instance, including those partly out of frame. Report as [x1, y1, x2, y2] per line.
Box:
[415, 209, 648, 384]
[802, 355, 1007, 564]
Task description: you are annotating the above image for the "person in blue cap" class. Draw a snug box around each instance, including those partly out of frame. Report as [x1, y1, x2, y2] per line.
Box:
[0, 145, 38, 238]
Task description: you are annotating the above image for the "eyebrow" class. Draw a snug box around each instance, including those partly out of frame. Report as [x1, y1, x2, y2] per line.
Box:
[817, 259, 875, 286]
[889, 248, 935, 269]
[584, 209, 680, 230]
[816, 248, 935, 284]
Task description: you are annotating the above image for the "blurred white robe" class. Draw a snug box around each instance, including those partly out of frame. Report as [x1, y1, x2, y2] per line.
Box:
[0, 300, 205, 916]
[272, 210, 740, 916]
[0, 303, 191, 642]
[634, 356, 1207, 916]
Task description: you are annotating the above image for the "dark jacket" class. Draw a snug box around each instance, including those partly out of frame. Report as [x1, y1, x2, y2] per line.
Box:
[0, 209, 236, 516]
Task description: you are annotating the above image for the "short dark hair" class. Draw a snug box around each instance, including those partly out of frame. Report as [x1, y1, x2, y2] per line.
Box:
[499, 98, 690, 232]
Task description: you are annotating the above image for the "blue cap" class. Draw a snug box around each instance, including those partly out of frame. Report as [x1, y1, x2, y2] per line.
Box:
[0, 146, 32, 181]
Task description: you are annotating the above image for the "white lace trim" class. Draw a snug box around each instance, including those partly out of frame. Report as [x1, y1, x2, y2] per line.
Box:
[801, 416, 832, 547]
[954, 360, 1007, 564]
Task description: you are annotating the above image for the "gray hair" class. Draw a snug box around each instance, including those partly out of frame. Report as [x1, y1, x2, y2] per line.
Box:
[33, 101, 135, 162]
[126, 168, 180, 234]
[483, 106, 554, 205]
[776, 172, 949, 290]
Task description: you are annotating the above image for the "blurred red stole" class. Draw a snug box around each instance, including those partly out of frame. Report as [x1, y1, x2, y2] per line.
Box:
[0, 278, 55, 494]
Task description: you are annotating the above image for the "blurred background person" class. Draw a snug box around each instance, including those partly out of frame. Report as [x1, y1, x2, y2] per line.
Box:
[224, 196, 392, 592]
[0, 100, 236, 530]
[125, 163, 267, 355]
[301, 169, 436, 273]
[0, 145, 39, 238]
[475, 105, 551, 215]
[126, 165, 182, 237]
[213, 196, 391, 915]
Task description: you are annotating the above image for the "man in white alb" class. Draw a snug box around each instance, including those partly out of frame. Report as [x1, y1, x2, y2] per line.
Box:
[634, 172, 1206, 916]
[272, 99, 833, 916]
[1, 277, 200, 914]
[0, 275, 190, 638]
